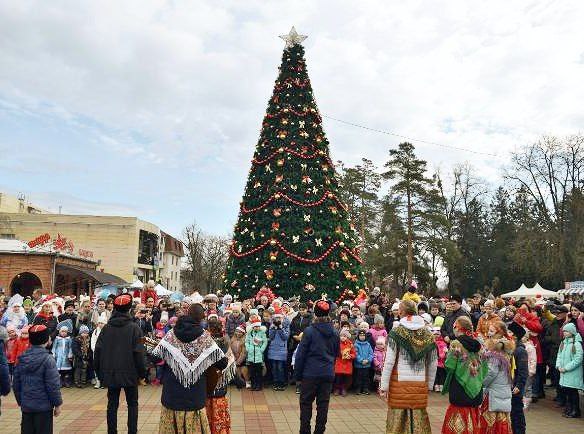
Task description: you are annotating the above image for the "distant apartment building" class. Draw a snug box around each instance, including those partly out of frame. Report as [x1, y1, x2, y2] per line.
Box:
[0, 192, 45, 218]
[159, 232, 184, 292]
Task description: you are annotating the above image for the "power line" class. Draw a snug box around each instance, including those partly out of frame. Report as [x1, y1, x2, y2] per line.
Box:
[322, 115, 499, 157]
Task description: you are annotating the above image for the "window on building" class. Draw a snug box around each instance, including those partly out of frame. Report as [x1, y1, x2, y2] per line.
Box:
[0, 233, 15, 239]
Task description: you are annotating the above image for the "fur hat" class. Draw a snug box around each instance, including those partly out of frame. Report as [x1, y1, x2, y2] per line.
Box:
[29, 324, 50, 346]
[313, 299, 331, 318]
[340, 329, 351, 339]
[358, 321, 370, 331]
[78, 325, 90, 335]
[508, 321, 526, 340]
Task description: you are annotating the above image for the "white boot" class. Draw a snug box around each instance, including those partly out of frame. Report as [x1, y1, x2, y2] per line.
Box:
[245, 381, 251, 389]
[94, 379, 100, 389]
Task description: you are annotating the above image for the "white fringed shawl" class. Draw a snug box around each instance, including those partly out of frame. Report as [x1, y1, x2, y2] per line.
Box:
[152, 329, 224, 388]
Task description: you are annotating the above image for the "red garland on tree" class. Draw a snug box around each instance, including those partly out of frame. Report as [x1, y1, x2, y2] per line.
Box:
[223, 28, 365, 301]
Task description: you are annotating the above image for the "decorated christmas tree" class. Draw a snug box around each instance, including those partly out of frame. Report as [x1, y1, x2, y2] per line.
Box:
[223, 28, 365, 301]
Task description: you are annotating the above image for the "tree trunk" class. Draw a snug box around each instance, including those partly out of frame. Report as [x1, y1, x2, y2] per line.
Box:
[407, 186, 413, 279]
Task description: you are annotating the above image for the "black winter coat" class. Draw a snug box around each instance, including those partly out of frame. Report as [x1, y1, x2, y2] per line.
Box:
[159, 316, 227, 411]
[440, 308, 469, 341]
[94, 311, 145, 387]
[289, 313, 312, 353]
[542, 318, 562, 365]
[0, 340, 11, 415]
[513, 341, 528, 396]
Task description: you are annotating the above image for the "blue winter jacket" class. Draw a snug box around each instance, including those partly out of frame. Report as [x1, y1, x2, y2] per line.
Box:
[294, 320, 340, 381]
[267, 322, 290, 361]
[354, 339, 374, 368]
[13, 346, 63, 413]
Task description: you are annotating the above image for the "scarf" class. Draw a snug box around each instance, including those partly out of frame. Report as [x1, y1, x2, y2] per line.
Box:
[442, 338, 488, 399]
[152, 328, 224, 388]
[387, 322, 436, 363]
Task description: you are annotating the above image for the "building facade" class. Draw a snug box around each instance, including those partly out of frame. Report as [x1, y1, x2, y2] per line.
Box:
[0, 212, 163, 284]
[0, 192, 45, 216]
[160, 232, 184, 292]
[0, 239, 125, 297]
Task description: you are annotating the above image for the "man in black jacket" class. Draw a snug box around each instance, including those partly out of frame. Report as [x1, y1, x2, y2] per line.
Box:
[288, 303, 312, 388]
[440, 294, 469, 343]
[294, 299, 340, 434]
[94, 294, 145, 434]
[509, 321, 528, 434]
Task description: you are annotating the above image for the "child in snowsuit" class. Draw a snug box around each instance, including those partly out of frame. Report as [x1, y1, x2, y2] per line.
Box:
[72, 325, 91, 388]
[52, 321, 73, 388]
[354, 330, 374, 394]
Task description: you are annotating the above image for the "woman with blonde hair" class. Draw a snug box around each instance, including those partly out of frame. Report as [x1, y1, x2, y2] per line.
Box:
[479, 321, 514, 433]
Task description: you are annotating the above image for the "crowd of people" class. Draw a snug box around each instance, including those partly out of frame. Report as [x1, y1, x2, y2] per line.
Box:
[0, 280, 583, 434]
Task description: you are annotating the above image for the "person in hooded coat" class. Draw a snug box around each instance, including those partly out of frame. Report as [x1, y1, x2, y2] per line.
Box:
[94, 294, 145, 434]
[152, 303, 228, 434]
[379, 300, 437, 434]
[294, 299, 340, 434]
[556, 322, 583, 418]
[441, 316, 488, 434]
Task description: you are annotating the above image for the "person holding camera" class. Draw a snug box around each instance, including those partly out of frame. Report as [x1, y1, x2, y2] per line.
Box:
[268, 308, 289, 391]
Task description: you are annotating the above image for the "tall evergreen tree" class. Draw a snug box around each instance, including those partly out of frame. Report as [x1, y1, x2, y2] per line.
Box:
[383, 142, 435, 280]
[223, 29, 365, 300]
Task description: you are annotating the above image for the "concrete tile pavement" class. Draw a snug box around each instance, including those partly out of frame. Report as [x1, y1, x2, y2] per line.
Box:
[0, 385, 582, 433]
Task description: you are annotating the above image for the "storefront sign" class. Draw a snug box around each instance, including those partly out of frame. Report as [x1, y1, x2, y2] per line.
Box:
[27, 233, 86, 257]
[27, 233, 51, 248]
[78, 249, 94, 258]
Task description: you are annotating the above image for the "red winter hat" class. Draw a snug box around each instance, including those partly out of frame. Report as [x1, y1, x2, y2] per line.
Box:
[235, 324, 246, 334]
[114, 294, 133, 312]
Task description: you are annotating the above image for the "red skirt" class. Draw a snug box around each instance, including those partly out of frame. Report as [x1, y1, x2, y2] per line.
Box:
[479, 396, 511, 434]
[205, 396, 231, 434]
[441, 404, 480, 434]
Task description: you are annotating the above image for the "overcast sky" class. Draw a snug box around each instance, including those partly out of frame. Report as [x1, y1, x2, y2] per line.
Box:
[1, 0, 583, 237]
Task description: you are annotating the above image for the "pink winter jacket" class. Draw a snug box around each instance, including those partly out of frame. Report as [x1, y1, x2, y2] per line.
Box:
[373, 347, 385, 372]
[369, 326, 387, 344]
[435, 337, 447, 368]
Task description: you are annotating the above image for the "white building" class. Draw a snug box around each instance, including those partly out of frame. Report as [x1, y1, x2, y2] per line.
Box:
[159, 231, 183, 291]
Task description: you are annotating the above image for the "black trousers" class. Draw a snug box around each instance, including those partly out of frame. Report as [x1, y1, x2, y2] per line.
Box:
[565, 387, 581, 416]
[248, 363, 263, 389]
[299, 378, 333, 434]
[21, 410, 53, 434]
[107, 386, 139, 434]
[354, 368, 370, 392]
[510, 394, 525, 434]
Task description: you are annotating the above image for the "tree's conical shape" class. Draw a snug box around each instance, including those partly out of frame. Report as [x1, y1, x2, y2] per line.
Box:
[223, 40, 365, 301]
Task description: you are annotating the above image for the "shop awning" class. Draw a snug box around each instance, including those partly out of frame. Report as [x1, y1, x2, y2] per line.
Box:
[56, 263, 127, 285]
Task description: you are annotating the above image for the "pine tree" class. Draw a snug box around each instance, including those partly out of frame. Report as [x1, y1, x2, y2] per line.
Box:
[223, 29, 365, 301]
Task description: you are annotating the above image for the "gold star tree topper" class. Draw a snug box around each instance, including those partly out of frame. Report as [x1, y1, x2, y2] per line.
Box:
[279, 26, 307, 48]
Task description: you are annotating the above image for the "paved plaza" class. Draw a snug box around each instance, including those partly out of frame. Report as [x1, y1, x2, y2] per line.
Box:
[1, 385, 582, 433]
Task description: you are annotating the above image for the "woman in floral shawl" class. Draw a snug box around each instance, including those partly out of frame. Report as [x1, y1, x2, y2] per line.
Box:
[152, 304, 228, 434]
[441, 316, 488, 434]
